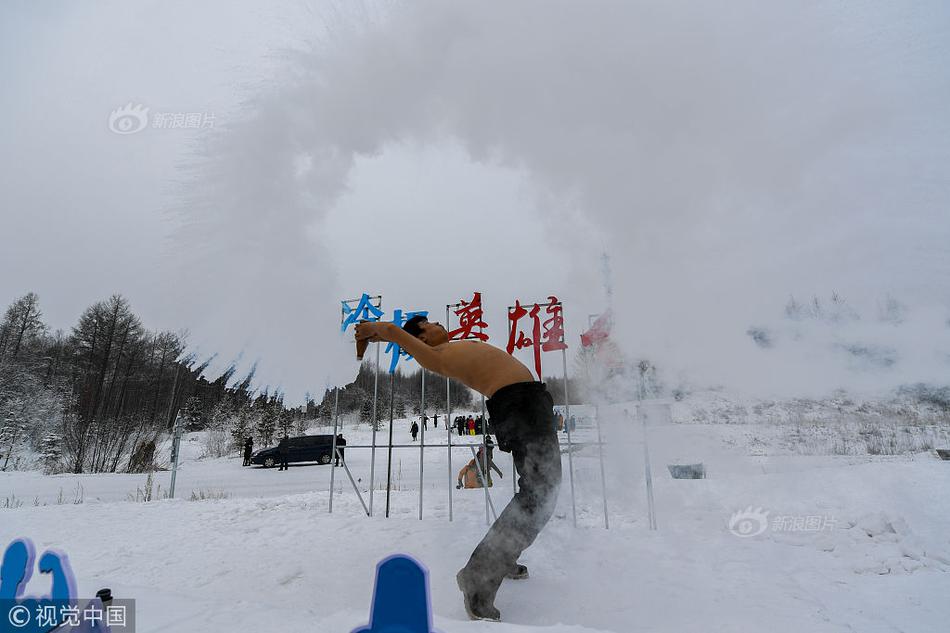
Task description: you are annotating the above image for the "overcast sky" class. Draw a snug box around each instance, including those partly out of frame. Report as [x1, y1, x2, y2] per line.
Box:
[2, 1, 949, 402]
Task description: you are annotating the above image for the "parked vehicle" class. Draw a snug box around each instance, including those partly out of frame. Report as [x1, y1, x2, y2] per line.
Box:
[250, 435, 339, 468]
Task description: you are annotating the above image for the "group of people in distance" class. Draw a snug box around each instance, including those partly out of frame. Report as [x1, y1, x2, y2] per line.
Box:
[453, 414, 488, 436]
[410, 413, 491, 440]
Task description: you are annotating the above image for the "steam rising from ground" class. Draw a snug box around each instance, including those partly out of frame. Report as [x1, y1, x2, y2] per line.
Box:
[175, 0, 950, 399]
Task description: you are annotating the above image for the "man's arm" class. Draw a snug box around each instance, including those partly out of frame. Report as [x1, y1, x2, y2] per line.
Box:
[355, 322, 444, 373]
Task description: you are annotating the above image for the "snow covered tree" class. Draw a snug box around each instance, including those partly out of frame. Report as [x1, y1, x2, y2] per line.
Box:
[0, 292, 46, 363]
[40, 432, 62, 474]
[256, 404, 277, 445]
[278, 408, 293, 438]
[359, 399, 373, 424]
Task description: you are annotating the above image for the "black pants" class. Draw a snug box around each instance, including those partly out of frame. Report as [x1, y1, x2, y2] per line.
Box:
[461, 382, 562, 599]
[278, 453, 288, 470]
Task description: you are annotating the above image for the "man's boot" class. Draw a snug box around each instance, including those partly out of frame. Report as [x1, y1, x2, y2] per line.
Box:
[456, 569, 501, 621]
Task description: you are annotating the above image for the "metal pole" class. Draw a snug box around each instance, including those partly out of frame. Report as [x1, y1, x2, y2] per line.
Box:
[169, 413, 182, 499]
[561, 332, 578, 528]
[369, 341, 380, 516]
[479, 315, 491, 526]
[384, 372, 396, 518]
[640, 407, 657, 530]
[337, 448, 370, 516]
[479, 393, 490, 525]
[446, 304, 454, 522]
[506, 313, 518, 495]
[587, 313, 610, 529]
[419, 369, 426, 520]
[594, 404, 609, 529]
[469, 446, 498, 521]
[329, 387, 340, 512]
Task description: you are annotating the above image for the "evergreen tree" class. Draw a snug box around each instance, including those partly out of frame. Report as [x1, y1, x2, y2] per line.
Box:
[359, 399, 373, 424]
[255, 404, 277, 446]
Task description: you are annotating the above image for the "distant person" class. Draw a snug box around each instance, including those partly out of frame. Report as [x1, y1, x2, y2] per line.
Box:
[467, 416, 476, 436]
[434, 414, 439, 429]
[410, 420, 419, 441]
[556, 412, 564, 432]
[569, 415, 576, 432]
[278, 436, 290, 471]
[422, 414, 428, 431]
[335, 433, 346, 467]
[243, 437, 253, 466]
[456, 416, 465, 436]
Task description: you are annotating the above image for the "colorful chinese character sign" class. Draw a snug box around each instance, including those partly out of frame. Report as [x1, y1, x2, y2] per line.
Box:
[448, 292, 489, 341]
[507, 296, 567, 379]
[342, 293, 383, 332]
[386, 309, 428, 374]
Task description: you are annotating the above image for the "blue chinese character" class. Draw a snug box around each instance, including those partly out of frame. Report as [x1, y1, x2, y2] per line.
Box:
[342, 294, 383, 332]
[385, 309, 427, 373]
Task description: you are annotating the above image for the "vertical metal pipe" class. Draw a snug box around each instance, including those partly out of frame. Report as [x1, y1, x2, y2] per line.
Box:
[479, 311, 491, 526]
[329, 386, 340, 512]
[594, 404, 609, 529]
[419, 369, 426, 520]
[384, 372, 396, 518]
[640, 407, 657, 530]
[506, 310, 517, 495]
[169, 413, 182, 499]
[369, 340, 380, 516]
[561, 325, 578, 528]
[480, 393, 490, 526]
[446, 306, 453, 522]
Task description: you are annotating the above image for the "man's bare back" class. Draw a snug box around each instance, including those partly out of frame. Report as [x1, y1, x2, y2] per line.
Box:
[354, 321, 534, 397]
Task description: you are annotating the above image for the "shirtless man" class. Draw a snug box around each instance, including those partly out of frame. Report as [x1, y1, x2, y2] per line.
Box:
[355, 315, 562, 621]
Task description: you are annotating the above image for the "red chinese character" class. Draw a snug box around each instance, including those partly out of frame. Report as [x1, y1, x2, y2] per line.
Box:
[448, 292, 489, 341]
[541, 296, 567, 352]
[507, 300, 543, 378]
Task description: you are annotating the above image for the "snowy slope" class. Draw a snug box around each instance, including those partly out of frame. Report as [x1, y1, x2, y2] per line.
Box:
[2, 418, 949, 632]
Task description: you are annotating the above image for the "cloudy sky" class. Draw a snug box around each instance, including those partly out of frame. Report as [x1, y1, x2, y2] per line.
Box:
[2, 1, 949, 401]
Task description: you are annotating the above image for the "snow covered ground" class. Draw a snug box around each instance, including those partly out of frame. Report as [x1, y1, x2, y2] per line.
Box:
[2, 410, 949, 632]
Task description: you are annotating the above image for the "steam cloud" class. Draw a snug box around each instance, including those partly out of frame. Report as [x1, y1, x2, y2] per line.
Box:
[174, 0, 950, 399]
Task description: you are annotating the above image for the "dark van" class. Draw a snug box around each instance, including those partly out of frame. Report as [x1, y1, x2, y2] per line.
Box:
[250, 435, 338, 468]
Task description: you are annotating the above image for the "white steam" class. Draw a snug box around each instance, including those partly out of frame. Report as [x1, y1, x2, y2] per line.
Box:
[174, 0, 950, 399]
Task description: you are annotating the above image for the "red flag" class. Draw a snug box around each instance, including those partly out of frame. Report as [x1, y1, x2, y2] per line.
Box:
[581, 309, 612, 348]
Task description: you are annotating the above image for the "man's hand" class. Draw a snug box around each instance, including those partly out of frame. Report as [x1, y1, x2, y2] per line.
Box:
[355, 321, 394, 343]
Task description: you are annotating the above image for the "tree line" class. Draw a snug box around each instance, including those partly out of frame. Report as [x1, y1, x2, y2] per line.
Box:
[0, 292, 309, 474]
